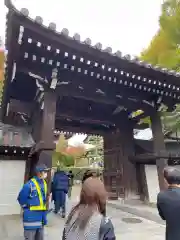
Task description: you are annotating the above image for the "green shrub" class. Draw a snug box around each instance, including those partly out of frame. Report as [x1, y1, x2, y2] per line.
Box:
[52, 152, 74, 168]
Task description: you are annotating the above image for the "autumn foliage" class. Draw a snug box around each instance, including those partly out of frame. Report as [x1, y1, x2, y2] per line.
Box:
[140, 0, 180, 132]
[52, 134, 86, 168]
[141, 0, 180, 72]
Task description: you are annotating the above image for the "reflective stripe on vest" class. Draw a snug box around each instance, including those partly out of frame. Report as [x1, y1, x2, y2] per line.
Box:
[23, 221, 42, 227]
[30, 178, 47, 211]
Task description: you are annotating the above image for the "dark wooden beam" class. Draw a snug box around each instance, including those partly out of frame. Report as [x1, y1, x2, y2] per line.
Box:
[56, 97, 117, 124]
[7, 95, 147, 131]
[55, 119, 114, 135]
[10, 8, 180, 90]
[130, 153, 180, 165]
[17, 38, 180, 104]
[18, 55, 155, 102]
[7, 96, 149, 131]
[58, 90, 152, 112]
[17, 41, 161, 101]
[134, 123, 149, 130]
[131, 112, 148, 123]
[18, 67, 154, 113]
[56, 113, 115, 126]
[16, 47, 157, 109]
[129, 156, 155, 165]
[57, 102, 149, 132]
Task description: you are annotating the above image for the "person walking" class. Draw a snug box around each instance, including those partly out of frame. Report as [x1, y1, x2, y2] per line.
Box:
[62, 177, 116, 240]
[17, 164, 49, 240]
[68, 170, 74, 199]
[52, 168, 69, 218]
[157, 167, 180, 240]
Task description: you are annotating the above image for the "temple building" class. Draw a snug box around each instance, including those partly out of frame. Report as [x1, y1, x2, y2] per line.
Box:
[1, 0, 180, 215]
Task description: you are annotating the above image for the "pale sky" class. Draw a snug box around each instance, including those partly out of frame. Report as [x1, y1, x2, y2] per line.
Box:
[0, 0, 163, 56]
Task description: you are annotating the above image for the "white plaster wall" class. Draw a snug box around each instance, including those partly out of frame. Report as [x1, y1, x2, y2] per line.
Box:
[175, 165, 180, 171]
[0, 160, 25, 215]
[145, 165, 160, 203]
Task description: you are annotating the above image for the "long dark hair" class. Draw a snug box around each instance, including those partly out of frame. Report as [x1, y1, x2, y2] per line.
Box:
[66, 178, 107, 230]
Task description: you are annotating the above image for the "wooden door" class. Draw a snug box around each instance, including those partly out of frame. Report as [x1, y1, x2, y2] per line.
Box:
[104, 132, 125, 199]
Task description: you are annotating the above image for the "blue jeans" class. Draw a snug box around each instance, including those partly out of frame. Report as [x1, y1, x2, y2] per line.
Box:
[54, 190, 66, 214]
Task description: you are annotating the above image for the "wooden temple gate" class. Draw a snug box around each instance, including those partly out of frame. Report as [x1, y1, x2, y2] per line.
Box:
[3, 0, 180, 201]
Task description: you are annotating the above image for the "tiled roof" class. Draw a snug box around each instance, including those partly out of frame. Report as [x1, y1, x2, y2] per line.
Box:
[4, 0, 180, 80]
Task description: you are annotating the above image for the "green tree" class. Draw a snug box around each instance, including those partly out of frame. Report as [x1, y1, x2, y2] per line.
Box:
[161, 105, 180, 134]
[141, 30, 179, 70]
[52, 134, 87, 168]
[140, 0, 180, 134]
[52, 151, 74, 168]
[159, 0, 180, 71]
[85, 135, 103, 165]
[160, 0, 180, 46]
[52, 134, 74, 168]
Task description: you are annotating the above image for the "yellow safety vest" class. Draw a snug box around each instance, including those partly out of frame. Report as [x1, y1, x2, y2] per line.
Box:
[30, 178, 47, 211]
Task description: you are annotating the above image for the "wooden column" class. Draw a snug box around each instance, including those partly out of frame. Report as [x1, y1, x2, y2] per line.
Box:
[40, 91, 57, 148]
[28, 91, 57, 185]
[31, 106, 42, 143]
[119, 120, 138, 199]
[38, 92, 57, 195]
[150, 111, 167, 190]
[136, 164, 149, 202]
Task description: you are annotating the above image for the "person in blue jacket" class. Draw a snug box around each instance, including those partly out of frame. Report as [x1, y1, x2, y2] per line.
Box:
[17, 164, 49, 240]
[52, 168, 69, 218]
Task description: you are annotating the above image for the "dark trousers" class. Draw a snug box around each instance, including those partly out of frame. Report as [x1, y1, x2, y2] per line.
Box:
[24, 228, 44, 240]
[68, 186, 72, 198]
[54, 190, 66, 214]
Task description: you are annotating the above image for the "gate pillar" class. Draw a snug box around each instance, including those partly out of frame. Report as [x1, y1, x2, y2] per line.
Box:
[31, 91, 57, 155]
[118, 121, 138, 199]
[150, 111, 167, 190]
[40, 91, 57, 150]
[28, 91, 57, 192]
[31, 105, 41, 143]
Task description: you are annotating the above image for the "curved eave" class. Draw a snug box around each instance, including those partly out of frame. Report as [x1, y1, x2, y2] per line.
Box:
[4, 0, 180, 87]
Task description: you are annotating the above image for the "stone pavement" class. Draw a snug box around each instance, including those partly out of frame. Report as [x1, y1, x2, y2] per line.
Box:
[0, 205, 165, 240]
[0, 186, 165, 240]
[107, 199, 165, 225]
